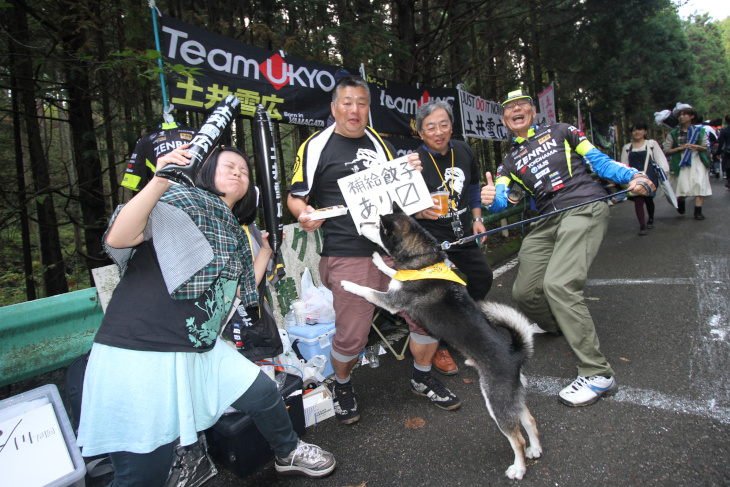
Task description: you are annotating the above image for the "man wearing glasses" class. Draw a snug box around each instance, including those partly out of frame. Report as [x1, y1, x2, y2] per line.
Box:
[481, 89, 654, 407]
[413, 100, 494, 376]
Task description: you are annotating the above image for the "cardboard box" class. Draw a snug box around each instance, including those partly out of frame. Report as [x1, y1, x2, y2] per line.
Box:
[287, 321, 336, 378]
[302, 385, 335, 427]
[0, 384, 86, 487]
[205, 373, 305, 479]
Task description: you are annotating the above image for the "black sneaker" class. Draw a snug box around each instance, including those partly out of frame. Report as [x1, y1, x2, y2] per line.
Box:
[333, 382, 360, 424]
[646, 219, 654, 229]
[410, 373, 462, 410]
[639, 226, 647, 236]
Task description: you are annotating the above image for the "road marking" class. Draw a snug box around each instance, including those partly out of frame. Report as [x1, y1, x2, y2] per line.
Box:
[527, 374, 730, 424]
[587, 278, 698, 286]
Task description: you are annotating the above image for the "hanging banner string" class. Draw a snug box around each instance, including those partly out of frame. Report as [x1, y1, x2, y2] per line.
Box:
[149, 0, 169, 111]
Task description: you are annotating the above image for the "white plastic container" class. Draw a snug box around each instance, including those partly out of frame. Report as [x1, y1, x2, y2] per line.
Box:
[0, 384, 86, 487]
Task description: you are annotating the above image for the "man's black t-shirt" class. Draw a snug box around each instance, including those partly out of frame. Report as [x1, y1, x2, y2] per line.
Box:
[310, 133, 395, 257]
[95, 241, 231, 352]
[416, 140, 480, 243]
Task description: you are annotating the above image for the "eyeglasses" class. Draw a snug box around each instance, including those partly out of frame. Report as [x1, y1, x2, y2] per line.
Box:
[423, 122, 452, 135]
[503, 99, 532, 111]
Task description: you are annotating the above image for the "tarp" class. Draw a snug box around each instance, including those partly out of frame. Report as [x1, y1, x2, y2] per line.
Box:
[366, 74, 461, 136]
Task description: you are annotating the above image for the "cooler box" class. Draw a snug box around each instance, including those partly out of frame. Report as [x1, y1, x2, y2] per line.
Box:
[0, 384, 86, 487]
[287, 321, 336, 378]
[205, 373, 305, 479]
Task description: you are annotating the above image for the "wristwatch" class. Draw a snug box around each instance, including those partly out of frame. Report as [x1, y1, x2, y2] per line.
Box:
[473, 217, 484, 222]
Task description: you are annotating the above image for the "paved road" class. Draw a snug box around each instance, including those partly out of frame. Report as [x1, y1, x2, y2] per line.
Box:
[221, 177, 729, 487]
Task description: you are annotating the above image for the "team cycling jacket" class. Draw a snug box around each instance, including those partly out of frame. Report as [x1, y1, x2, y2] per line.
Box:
[487, 124, 638, 214]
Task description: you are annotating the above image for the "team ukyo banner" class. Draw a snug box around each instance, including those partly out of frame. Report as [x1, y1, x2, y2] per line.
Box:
[366, 74, 461, 136]
[160, 14, 353, 127]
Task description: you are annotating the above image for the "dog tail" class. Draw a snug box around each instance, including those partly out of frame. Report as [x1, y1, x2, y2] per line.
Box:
[478, 301, 534, 358]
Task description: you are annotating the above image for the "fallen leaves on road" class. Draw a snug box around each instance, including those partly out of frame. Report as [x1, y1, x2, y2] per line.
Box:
[404, 417, 426, 429]
[620, 357, 631, 361]
[344, 483, 368, 487]
[463, 378, 474, 383]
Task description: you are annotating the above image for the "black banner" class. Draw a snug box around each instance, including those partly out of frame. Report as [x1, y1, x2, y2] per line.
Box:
[160, 14, 357, 127]
[366, 74, 461, 137]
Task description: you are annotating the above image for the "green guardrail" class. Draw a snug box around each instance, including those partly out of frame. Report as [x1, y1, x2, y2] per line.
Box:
[482, 198, 531, 226]
[0, 287, 104, 388]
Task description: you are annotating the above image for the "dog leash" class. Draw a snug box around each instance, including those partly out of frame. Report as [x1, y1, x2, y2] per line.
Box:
[439, 185, 647, 250]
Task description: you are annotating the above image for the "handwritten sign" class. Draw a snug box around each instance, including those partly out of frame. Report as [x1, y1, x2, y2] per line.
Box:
[0, 402, 75, 486]
[337, 155, 432, 233]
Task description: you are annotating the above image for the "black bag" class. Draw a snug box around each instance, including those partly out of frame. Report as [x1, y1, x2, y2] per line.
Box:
[164, 434, 218, 487]
[223, 278, 283, 361]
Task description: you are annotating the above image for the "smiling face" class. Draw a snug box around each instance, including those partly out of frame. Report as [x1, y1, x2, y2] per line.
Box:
[631, 127, 648, 141]
[419, 107, 453, 155]
[502, 99, 536, 138]
[214, 151, 250, 208]
[332, 86, 370, 138]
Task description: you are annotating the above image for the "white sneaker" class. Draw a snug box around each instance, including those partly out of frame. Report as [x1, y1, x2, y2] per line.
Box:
[275, 439, 336, 477]
[558, 375, 618, 407]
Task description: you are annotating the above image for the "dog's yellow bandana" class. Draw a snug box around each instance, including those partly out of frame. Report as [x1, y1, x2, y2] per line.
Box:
[392, 262, 466, 285]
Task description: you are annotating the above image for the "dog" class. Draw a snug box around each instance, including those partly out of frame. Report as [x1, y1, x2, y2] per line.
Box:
[340, 209, 542, 480]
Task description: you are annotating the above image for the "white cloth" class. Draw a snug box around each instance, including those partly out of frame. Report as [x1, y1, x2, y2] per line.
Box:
[671, 153, 712, 197]
[76, 338, 259, 456]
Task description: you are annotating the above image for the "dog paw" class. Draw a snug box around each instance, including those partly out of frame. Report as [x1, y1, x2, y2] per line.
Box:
[340, 280, 356, 293]
[505, 464, 526, 480]
[525, 445, 542, 459]
[372, 251, 384, 267]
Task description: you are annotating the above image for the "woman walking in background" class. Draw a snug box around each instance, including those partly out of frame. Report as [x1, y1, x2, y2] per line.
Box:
[621, 122, 669, 235]
[662, 107, 711, 220]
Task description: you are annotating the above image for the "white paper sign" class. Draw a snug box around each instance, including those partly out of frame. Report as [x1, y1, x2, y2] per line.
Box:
[337, 155, 433, 234]
[0, 402, 75, 487]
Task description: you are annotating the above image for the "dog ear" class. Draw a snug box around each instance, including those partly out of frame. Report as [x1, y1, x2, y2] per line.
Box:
[392, 202, 405, 215]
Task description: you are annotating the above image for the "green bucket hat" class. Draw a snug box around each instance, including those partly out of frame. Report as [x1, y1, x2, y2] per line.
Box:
[502, 89, 533, 106]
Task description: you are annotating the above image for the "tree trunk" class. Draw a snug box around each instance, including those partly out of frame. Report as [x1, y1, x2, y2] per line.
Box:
[61, 1, 110, 273]
[10, 58, 37, 301]
[7, 3, 68, 297]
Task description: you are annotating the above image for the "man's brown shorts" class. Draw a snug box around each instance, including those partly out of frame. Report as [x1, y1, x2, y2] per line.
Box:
[319, 255, 430, 357]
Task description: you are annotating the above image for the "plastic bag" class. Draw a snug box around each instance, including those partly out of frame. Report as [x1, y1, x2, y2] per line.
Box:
[299, 268, 335, 324]
[274, 329, 328, 383]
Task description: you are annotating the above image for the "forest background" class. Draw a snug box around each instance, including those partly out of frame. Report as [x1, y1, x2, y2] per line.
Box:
[1, 0, 729, 306]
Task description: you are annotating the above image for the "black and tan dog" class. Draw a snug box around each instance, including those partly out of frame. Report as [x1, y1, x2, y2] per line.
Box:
[340, 210, 542, 480]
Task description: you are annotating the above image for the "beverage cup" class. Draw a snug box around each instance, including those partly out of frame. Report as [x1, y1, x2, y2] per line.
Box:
[430, 191, 449, 216]
[364, 345, 380, 368]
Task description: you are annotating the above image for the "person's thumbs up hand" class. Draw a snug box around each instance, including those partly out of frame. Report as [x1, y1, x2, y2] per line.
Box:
[481, 171, 496, 206]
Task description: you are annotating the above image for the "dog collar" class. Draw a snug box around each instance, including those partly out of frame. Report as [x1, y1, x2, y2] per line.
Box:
[393, 262, 466, 285]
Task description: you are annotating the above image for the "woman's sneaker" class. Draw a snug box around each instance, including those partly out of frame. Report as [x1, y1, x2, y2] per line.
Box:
[333, 381, 360, 424]
[410, 373, 461, 410]
[275, 439, 336, 477]
[558, 375, 618, 407]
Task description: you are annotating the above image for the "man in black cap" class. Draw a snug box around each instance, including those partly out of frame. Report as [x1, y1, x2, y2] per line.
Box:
[481, 89, 654, 407]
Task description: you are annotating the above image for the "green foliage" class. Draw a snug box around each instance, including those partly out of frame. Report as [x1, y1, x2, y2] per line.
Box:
[2, 0, 728, 305]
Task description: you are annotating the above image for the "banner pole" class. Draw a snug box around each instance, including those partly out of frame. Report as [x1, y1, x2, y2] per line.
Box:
[149, 0, 169, 111]
[589, 112, 595, 145]
[360, 63, 373, 128]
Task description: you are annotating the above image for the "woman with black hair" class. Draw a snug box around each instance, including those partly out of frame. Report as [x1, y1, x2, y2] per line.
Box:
[77, 145, 335, 485]
[662, 106, 712, 220]
[621, 122, 670, 235]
